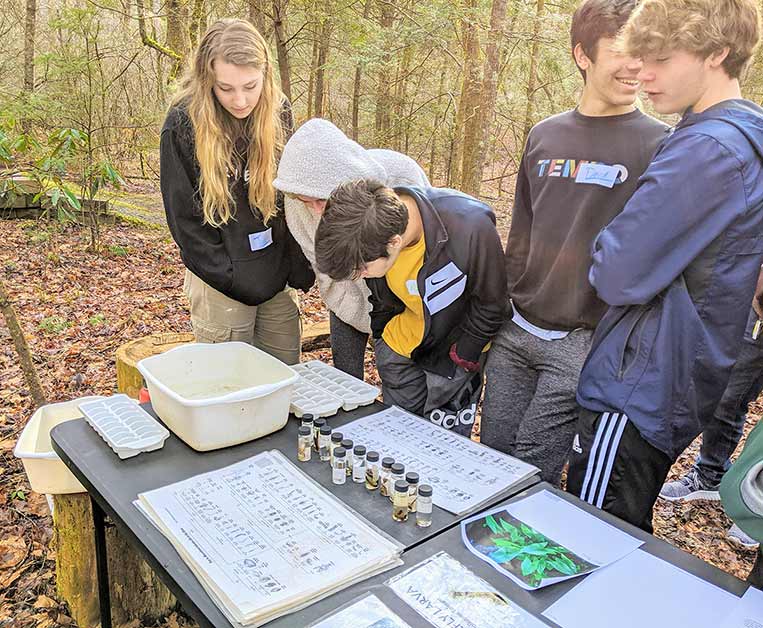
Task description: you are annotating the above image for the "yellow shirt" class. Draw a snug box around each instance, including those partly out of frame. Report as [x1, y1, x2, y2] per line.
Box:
[382, 236, 426, 358]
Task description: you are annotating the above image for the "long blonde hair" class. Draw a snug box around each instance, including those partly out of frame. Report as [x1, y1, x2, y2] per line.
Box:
[171, 19, 284, 226]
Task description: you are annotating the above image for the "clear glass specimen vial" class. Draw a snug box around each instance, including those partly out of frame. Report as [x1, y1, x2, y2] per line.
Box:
[313, 417, 326, 451]
[379, 457, 394, 497]
[365, 451, 380, 490]
[405, 472, 419, 513]
[318, 425, 332, 462]
[416, 484, 433, 528]
[332, 447, 346, 484]
[341, 439, 354, 476]
[388, 462, 405, 502]
[352, 445, 367, 483]
[329, 431, 343, 466]
[297, 426, 312, 462]
[392, 480, 409, 522]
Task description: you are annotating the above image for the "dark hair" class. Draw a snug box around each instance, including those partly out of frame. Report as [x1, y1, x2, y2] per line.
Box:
[315, 179, 408, 280]
[571, 0, 637, 80]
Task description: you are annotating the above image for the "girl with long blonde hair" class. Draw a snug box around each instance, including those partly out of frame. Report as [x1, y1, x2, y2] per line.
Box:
[160, 18, 313, 364]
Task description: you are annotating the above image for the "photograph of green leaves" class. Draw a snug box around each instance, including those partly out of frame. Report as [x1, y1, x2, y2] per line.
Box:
[462, 509, 598, 590]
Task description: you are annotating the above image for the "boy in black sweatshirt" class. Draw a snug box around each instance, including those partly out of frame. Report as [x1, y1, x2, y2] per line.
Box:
[315, 179, 507, 437]
[480, 0, 668, 483]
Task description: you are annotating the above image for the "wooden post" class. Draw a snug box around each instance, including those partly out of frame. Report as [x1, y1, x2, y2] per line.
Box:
[115, 333, 195, 399]
[53, 334, 197, 626]
[53, 494, 176, 628]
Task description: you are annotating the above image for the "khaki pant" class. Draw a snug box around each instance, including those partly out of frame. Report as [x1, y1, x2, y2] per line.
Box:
[183, 270, 301, 365]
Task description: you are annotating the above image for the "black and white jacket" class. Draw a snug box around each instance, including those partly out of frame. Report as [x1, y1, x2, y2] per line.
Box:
[367, 186, 508, 377]
[160, 104, 314, 306]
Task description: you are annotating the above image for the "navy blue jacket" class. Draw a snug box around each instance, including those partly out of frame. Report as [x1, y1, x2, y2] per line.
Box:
[577, 100, 763, 459]
[367, 186, 508, 377]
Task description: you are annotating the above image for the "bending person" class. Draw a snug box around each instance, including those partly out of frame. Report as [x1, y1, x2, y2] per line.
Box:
[160, 19, 314, 365]
[273, 119, 429, 379]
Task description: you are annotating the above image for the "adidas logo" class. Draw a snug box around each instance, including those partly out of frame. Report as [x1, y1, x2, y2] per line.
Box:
[429, 404, 476, 430]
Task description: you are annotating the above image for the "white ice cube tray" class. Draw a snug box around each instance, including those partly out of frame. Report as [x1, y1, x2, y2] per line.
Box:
[290, 361, 380, 417]
[78, 395, 170, 459]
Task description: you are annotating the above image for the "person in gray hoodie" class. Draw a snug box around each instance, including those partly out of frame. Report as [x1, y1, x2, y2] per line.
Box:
[273, 118, 429, 379]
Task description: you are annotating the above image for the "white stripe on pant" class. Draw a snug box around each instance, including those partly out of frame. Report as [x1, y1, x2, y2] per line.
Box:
[580, 412, 629, 508]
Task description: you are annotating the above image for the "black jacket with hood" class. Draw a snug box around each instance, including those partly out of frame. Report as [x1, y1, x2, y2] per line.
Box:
[160, 104, 314, 306]
[367, 186, 508, 377]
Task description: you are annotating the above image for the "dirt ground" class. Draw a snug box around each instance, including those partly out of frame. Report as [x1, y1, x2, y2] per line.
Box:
[0, 212, 758, 627]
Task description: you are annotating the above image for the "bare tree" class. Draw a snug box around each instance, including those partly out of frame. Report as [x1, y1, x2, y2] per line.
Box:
[522, 0, 545, 146]
[272, 0, 292, 101]
[22, 0, 36, 131]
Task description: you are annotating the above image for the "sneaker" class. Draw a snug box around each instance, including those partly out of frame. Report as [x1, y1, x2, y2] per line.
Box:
[727, 523, 760, 550]
[659, 468, 721, 502]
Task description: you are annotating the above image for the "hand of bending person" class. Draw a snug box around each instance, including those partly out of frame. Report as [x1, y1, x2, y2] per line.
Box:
[754, 266, 763, 319]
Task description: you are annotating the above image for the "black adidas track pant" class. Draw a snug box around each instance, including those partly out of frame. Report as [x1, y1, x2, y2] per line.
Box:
[567, 408, 673, 534]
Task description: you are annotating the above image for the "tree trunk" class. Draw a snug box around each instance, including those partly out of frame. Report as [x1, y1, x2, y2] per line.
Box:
[166, 0, 190, 76]
[350, 0, 371, 141]
[463, 0, 509, 196]
[272, 0, 292, 101]
[248, 0, 269, 38]
[313, 14, 331, 118]
[522, 0, 545, 146]
[307, 36, 318, 118]
[450, 0, 481, 191]
[0, 278, 45, 408]
[188, 0, 205, 46]
[374, 0, 395, 145]
[22, 0, 36, 132]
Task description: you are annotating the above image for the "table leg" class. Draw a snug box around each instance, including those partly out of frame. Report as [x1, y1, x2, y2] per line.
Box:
[91, 495, 112, 628]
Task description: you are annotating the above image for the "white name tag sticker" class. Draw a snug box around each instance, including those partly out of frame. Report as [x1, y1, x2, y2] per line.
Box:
[406, 279, 420, 296]
[248, 228, 273, 252]
[575, 163, 620, 188]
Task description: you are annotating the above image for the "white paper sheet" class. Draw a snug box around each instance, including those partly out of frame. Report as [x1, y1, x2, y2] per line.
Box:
[460, 489, 644, 590]
[338, 406, 538, 515]
[138, 450, 402, 625]
[543, 549, 738, 628]
[387, 551, 550, 628]
[720, 587, 763, 628]
[310, 594, 413, 628]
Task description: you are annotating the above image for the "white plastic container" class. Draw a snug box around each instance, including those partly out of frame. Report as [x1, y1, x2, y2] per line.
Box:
[14, 396, 104, 494]
[137, 342, 299, 451]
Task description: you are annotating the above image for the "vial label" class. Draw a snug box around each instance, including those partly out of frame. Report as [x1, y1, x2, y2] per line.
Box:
[332, 466, 346, 484]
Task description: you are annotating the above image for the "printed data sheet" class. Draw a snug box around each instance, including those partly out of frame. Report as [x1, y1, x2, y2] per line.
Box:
[339, 406, 539, 514]
[138, 450, 402, 625]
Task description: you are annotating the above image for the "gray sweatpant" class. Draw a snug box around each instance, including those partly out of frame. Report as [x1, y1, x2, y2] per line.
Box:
[374, 338, 483, 437]
[481, 320, 593, 485]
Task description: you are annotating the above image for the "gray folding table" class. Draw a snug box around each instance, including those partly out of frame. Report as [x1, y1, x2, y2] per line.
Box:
[51, 401, 540, 628]
[265, 481, 750, 627]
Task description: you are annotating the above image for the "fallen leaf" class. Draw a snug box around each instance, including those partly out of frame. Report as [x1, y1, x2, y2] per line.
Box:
[0, 439, 15, 452]
[0, 536, 27, 570]
[14, 492, 50, 518]
[33, 595, 58, 609]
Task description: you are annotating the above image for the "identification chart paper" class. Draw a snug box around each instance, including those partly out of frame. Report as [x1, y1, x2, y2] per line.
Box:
[387, 551, 550, 628]
[137, 450, 402, 626]
[310, 594, 412, 628]
[543, 549, 737, 628]
[720, 587, 763, 628]
[461, 489, 643, 590]
[338, 406, 538, 514]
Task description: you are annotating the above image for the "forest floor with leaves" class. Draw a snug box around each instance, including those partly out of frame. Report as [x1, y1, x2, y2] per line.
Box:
[0, 192, 759, 627]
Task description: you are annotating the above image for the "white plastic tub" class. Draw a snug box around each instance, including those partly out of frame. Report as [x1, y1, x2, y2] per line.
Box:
[137, 342, 299, 451]
[14, 396, 104, 494]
